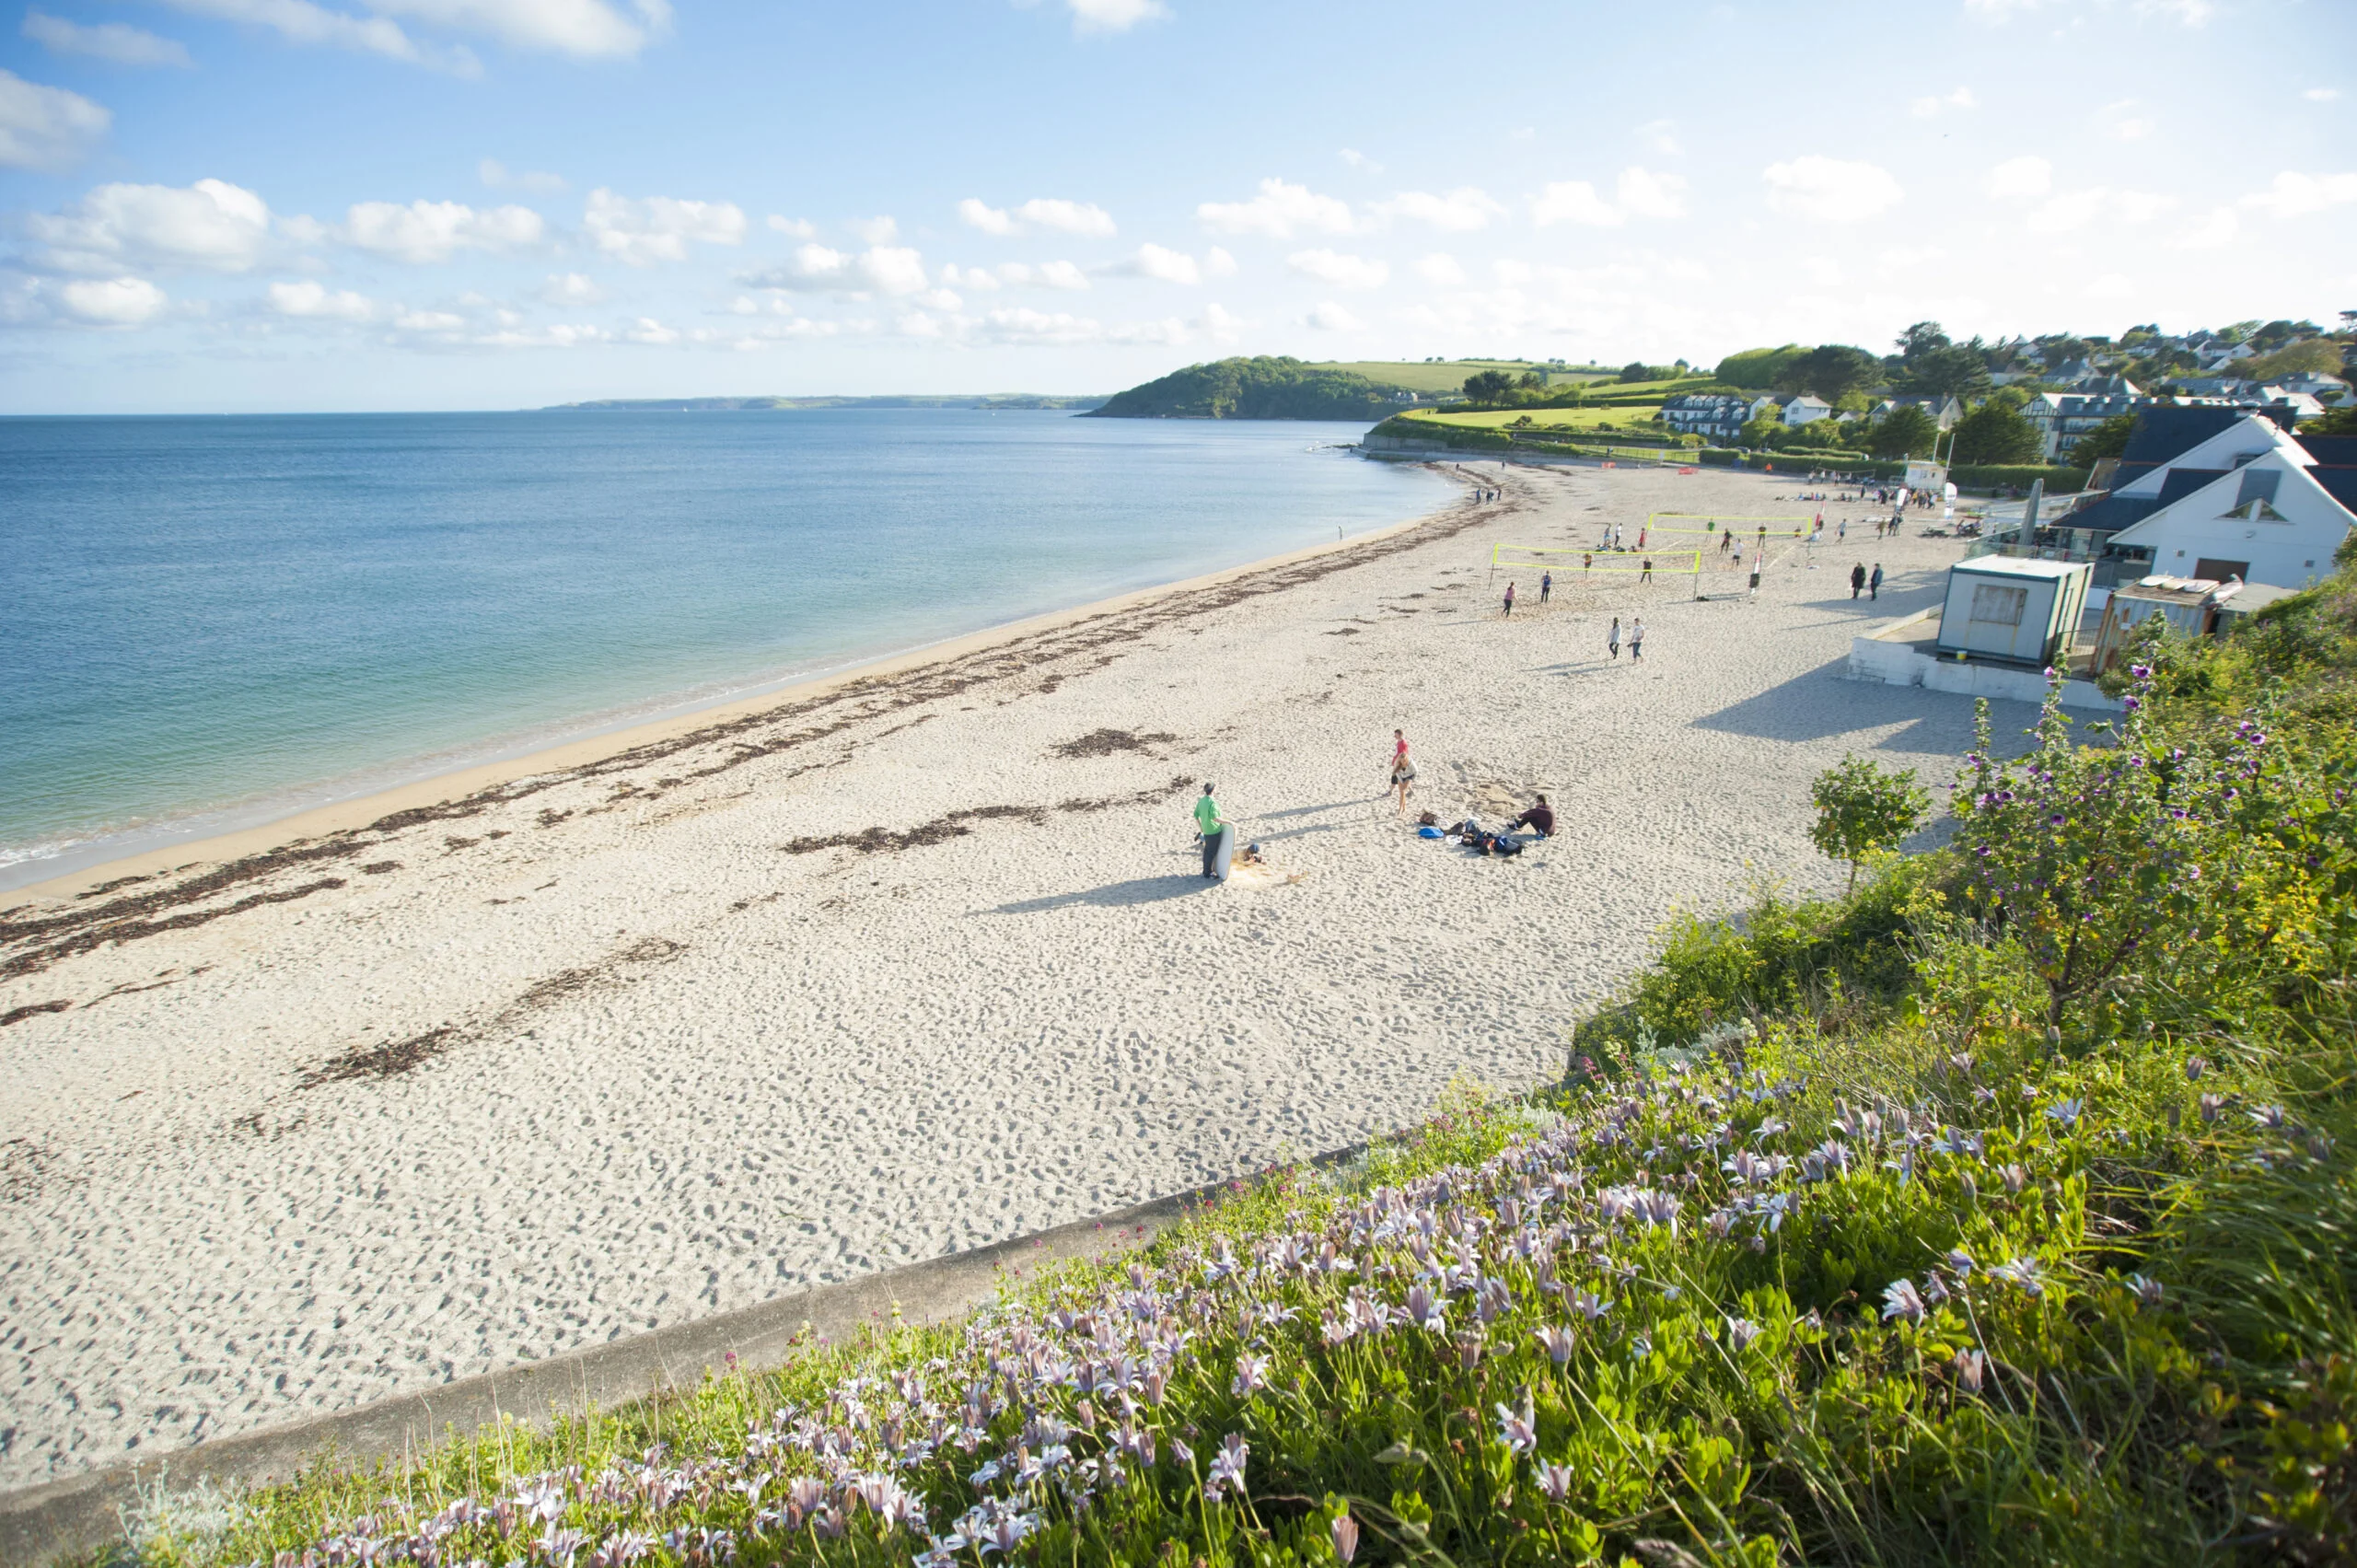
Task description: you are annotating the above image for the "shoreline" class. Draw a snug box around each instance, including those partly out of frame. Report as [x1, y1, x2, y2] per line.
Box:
[8, 482, 1458, 908]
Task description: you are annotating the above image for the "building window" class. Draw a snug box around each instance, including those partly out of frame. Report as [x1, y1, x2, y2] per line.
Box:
[1969, 584, 2028, 627]
[2235, 468, 2282, 508]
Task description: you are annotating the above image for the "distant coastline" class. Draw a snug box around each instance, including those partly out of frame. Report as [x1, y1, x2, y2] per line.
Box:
[540, 393, 1106, 412]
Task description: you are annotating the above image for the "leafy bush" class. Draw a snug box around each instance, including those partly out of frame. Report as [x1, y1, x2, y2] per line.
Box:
[1810, 756, 1930, 892]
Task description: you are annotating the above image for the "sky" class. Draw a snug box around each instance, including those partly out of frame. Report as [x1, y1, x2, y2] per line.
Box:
[0, 0, 2351, 413]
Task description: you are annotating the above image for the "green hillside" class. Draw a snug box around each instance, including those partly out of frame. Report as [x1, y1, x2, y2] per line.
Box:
[1318, 358, 1609, 394]
[1086, 356, 1404, 420]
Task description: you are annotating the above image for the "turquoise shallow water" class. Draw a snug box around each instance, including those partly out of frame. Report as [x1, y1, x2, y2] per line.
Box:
[0, 409, 1445, 889]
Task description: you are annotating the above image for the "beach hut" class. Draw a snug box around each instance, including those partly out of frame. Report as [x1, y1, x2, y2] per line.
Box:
[2089, 575, 2238, 673]
[1933, 556, 2092, 668]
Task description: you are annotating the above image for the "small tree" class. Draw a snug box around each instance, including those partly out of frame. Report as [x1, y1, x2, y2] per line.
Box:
[1463, 370, 1515, 404]
[1949, 398, 2042, 465]
[1810, 756, 1930, 892]
[1869, 404, 1939, 459]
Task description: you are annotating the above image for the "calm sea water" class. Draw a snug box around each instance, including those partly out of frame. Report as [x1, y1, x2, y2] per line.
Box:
[1, 409, 1444, 889]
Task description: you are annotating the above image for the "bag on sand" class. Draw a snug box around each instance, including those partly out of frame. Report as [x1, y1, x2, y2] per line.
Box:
[1494, 836, 1526, 859]
[1417, 810, 1439, 827]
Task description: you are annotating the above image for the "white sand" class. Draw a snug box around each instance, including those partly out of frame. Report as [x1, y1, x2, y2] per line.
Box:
[0, 462, 2011, 1488]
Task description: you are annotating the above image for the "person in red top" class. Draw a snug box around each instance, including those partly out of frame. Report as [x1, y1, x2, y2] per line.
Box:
[1389, 729, 1417, 817]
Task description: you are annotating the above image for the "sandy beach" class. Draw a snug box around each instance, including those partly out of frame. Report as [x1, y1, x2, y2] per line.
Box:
[0, 459, 2003, 1489]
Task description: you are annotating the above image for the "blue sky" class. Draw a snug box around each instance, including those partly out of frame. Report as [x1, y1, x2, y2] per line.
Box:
[0, 0, 2350, 412]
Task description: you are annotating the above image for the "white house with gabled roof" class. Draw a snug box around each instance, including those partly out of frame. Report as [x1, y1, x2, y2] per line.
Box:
[2107, 448, 2355, 590]
[2111, 412, 2310, 500]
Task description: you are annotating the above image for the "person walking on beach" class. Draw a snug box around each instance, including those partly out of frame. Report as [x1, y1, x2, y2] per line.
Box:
[1720, 527, 1733, 556]
[1630, 617, 1646, 661]
[1194, 783, 1228, 878]
[1838, 517, 1848, 542]
[1870, 563, 1885, 600]
[1389, 730, 1417, 816]
[1540, 569, 1552, 605]
[1851, 562, 1866, 598]
[1608, 616, 1621, 659]
[1583, 551, 1593, 580]
[1503, 580, 1516, 617]
[1640, 556, 1653, 584]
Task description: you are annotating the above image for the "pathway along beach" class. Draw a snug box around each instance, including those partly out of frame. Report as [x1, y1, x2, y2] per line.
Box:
[1, 460, 2005, 1488]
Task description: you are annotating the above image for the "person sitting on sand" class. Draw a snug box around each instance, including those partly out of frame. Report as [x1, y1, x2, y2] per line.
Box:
[1508, 795, 1555, 838]
[1194, 783, 1228, 879]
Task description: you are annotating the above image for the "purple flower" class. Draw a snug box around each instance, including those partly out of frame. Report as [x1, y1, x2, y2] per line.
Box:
[1954, 1348, 1986, 1393]
[1881, 1278, 1927, 1324]
[1535, 1461, 1574, 1503]
[1494, 1393, 1537, 1454]
[1204, 1433, 1248, 1502]
[1330, 1512, 1361, 1563]
[1532, 1324, 1577, 1367]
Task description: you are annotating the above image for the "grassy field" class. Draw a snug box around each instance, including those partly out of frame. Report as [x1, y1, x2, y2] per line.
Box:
[1403, 403, 1674, 434]
[1314, 360, 1613, 394]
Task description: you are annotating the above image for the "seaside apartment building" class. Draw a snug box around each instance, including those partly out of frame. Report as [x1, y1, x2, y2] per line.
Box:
[1659, 392, 1750, 443]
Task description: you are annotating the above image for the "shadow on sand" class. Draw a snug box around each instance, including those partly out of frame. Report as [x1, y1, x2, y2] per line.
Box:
[987, 876, 1218, 915]
[1691, 656, 2043, 752]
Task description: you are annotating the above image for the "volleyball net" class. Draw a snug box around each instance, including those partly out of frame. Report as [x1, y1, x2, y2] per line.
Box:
[1643, 512, 1817, 537]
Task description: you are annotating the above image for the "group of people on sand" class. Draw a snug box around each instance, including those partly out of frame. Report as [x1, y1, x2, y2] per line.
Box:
[1387, 729, 1553, 843]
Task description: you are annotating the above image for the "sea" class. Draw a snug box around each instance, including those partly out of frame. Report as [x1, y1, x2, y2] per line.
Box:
[0, 408, 1448, 892]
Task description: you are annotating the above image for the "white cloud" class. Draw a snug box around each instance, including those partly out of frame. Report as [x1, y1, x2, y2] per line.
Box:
[1112, 242, 1202, 284]
[1910, 85, 1977, 118]
[622, 316, 678, 344]
[0, 67, 110, 170]
[767, 215, 816, 238]
[2100, 99, 2154, 141]
[22, 11, 193, 66]
[1374, 187, 1505, 232]
[2026, 187, 2176, 231]
[958, 198, 1015, 236]
[1637, 118, 1680, 156]
[1801, 255, 1843, 286]
[58, 275, 168, 324]
[2241, 170, 2357, 218]
[478, 157, 566, 192]
[1196, 177, 1353, 238]
[27, 177, 272, 273]
[341, 199, 543, 262]
[748, 242, 930, 296]
[1286, 248, 1388, 289]
[391, 308, 467, 333]
[958, 196, 1117, 238]
[1414, 252, 1465, 285]
[1984, 155, 2053, 199]
[1015, 197, 1114, 237]
[584, 188, 747, 265]
[850, 215, 899, 244]
[1338, 147, 1380, 171]
[268, 278, 374, 319]
[2083, 271, 2136, 300]
[939, 262, 1000, 291]
[1032, 259, 1088, 290]
[539, 271, 603, 304]
[1613, 167, 1686, 220]
[1760, 157, 1903, 222]
[2177, 206, 2238, 249]
[1065, 0, 1164, 33]
[1204, 246, 1235, 277]
[369, 0, 670, 57]
[1200, 301, 1241, 343]
[156, 0, 667, 66]
[1530, 180, 1620, 228]
[2307, 88, 2340, 102]
[153, 0, 469, 73]
[1304, 300, 1363, 331]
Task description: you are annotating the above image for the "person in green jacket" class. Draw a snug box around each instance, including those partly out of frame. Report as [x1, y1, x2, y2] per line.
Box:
[1194, 782, 1228, 879]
